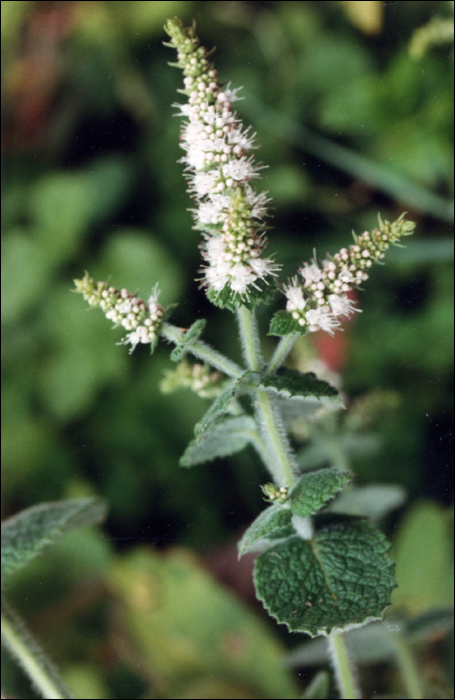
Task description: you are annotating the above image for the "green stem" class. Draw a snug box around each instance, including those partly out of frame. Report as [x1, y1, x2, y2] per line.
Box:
[266, 333, 298, 374]
[161, 323, 243, 378]
[249, 431, 277, 475]
[255, 389, 298, 487]
[392, 631, 425, 700]
[1, 596, 75, 699]
[236, 305, 263, 371]
[237, 306, 297, 487]
[328, 630, 361, 699]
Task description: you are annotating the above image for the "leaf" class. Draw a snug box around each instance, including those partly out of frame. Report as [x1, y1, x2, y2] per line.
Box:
[1, 498, 107, 583]
[206, 283, 276, 311]
[269, 310, 304, 337]
[238, 505, 294, 558]
[254, 518, 396, 636]
[326, 484, 406, 522]
[170, 319, 207, 362]
[194, 378, 239, 439]
[193, 372, 256, 439]
[297, 433, 381, 472]
[260, 368, 341, 405]
[289, 468, 352, 518]
[301, 671, 330, 699]
[180, 416, 257, 467]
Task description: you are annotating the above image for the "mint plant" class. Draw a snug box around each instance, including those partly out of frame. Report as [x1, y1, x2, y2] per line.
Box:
[74, 19, 413, 698]
[1, 18, 417, 700]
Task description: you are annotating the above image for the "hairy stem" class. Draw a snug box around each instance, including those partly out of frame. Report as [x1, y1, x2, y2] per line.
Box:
[236, 305, 263, 371]
[266, 333, 298, 374]
[1, 597, 75, 700]
[161, 323, 244, 378]
[249, 431, 278, 475]
[328, 630, 361, 699]
[255, 389, 298, 487]
[237, 306, 297, 487]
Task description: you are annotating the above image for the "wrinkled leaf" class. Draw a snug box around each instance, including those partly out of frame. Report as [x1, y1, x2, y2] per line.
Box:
[269, 311, 304, 337]
[207, 284, 276, 311]
[260, 369, 341, 405]
[289, 467, 352, 518]
[254, 518, 396, 636]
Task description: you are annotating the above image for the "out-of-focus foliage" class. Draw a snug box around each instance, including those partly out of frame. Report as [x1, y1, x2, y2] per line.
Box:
[2, 1, 453, 697]
[392, 501, 454, 615]
[110, 547, 297, 699]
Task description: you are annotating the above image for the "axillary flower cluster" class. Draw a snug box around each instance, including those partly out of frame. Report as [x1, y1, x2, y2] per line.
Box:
[164, 19, 280, 304]
[283, 214, 416, 334]
[74, 273, 164, 353]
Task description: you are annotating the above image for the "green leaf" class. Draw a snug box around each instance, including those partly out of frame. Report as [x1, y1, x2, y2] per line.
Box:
[326, 484, 406, 522]
[238, 505, 294, 558]
[206, 282, 276, 311]
[193, 371, 256, 439]
[254, 518, 396, 636]
[170, 319, 207, 362]
[180, 416, 257, 467]
[269, 310, 305, 336]
[301, 671, 330, 699]
[1, 498, 107, 583]
[194, 379, 238, 438]
[260, 368, 341, 405]
[289, 467, 352, 518]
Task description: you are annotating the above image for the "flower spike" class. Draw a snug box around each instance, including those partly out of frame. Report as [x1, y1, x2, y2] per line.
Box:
[74, 273, 165, 353]
[164, 19, 280, 309]
[271, 213, 416, 336]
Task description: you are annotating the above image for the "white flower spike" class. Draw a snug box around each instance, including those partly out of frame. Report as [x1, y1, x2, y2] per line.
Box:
[74, 273, 165, 354]
[273, 213, 416, 336]
[164, 19, 280, 308]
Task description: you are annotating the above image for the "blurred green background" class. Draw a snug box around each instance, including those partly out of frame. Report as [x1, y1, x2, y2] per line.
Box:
[1, 1, 453, 698]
